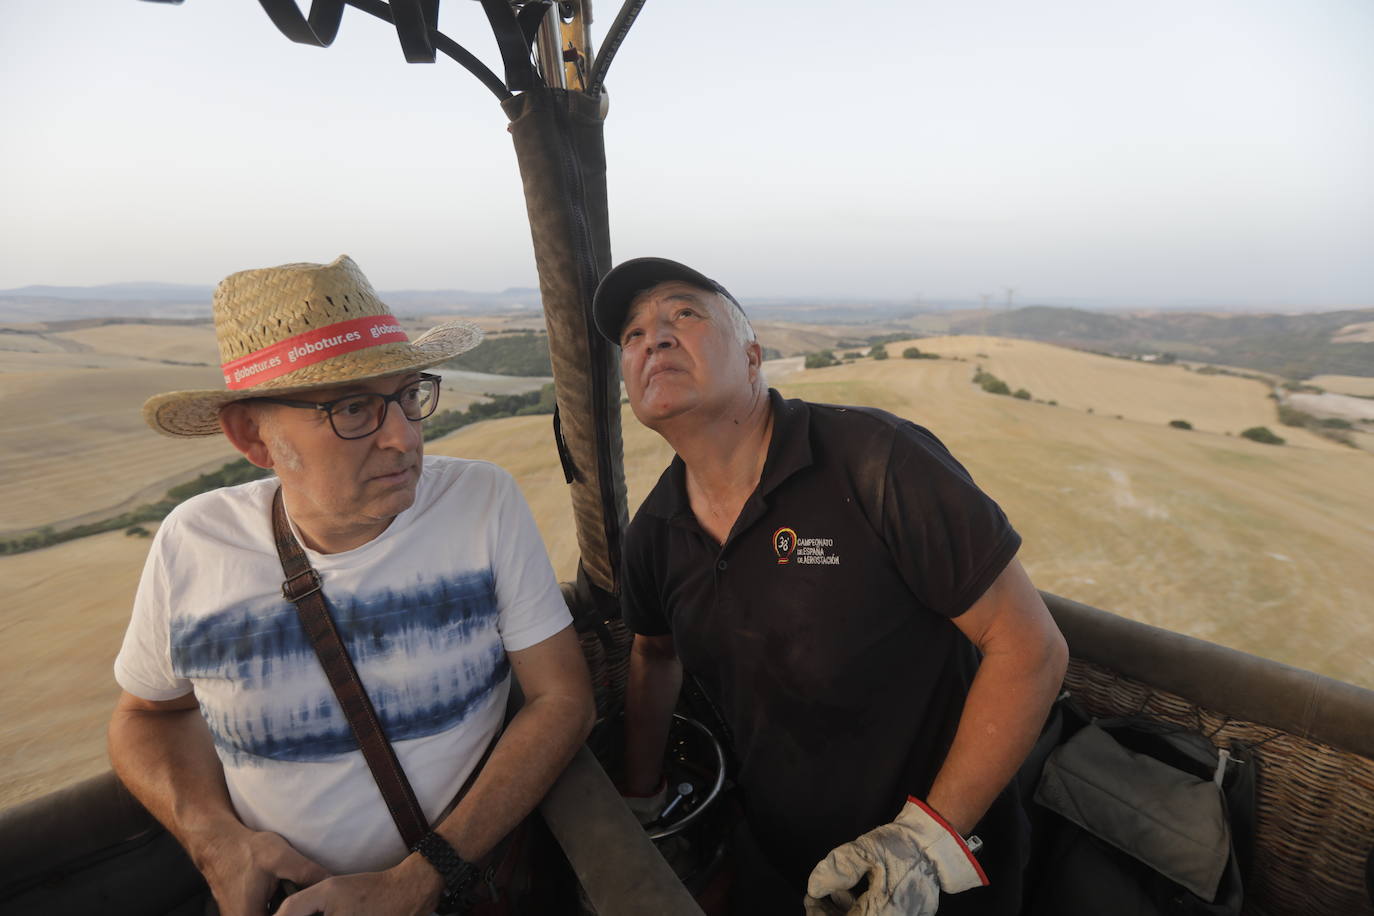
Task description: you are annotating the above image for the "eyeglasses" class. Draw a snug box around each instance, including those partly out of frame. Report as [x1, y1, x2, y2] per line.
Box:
[254, 373, 442, 440]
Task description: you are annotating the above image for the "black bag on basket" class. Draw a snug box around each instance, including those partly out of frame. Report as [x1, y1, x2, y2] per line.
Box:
[1020, 695, 1256, 916]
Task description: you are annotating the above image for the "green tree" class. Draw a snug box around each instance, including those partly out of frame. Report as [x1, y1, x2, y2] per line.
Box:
[1241, 426, 1284, 445]
[973, 370, 1010, 395]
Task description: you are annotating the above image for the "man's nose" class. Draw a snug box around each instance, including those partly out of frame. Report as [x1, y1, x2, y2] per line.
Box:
[374, 399, 422, 451]
[647, 320, 677, 349]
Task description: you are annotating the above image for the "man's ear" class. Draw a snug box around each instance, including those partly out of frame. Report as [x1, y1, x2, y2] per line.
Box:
[220, 402, 275, 469]
[745, 339, 764, 376]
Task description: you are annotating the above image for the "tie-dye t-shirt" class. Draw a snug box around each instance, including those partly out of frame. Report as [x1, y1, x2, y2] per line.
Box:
[114, 456, 571, 875]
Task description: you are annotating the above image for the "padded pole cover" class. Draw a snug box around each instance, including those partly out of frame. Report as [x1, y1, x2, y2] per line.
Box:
[501, 89, 628, 595]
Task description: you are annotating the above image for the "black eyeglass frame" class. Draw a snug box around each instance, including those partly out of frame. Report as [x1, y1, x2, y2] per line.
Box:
[251, 372, 442, 440]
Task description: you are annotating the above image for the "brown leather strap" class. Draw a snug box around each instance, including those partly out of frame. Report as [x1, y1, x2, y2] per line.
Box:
[270, 487, 430, 848]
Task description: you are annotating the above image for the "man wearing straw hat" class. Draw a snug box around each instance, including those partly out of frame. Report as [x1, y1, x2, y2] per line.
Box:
[598, 258, 1068, 915]
[109, 256, 594, 916]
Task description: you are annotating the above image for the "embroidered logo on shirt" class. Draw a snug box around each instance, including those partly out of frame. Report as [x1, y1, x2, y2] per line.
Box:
[794, 536, 841, 566]
[772, 527, 797, 564]
[772, 528, 841, 566]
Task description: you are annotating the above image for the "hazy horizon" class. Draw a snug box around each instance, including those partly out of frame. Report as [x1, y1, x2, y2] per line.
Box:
[3, 277, 1370, 317]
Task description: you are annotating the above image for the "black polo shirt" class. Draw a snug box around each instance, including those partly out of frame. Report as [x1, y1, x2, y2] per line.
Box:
[622, 389, 1026, 904]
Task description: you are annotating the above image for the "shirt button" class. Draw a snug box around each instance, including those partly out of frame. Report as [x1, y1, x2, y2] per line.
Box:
[717, 560, 728, 571]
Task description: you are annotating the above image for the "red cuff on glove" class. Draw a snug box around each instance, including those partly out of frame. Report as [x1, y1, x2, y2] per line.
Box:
[907, 796, 989, 886]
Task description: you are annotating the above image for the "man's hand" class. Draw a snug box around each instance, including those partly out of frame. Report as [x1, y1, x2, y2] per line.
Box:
[198, 826, 330, 916]
[108, 691, 328, 916]
[804, 798, 986, 916]
[274, 855, 441, 916]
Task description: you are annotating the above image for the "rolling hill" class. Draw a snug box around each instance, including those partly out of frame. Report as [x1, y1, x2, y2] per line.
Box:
[946, 306, 1374, 379]
[2, 333, 1371, 808]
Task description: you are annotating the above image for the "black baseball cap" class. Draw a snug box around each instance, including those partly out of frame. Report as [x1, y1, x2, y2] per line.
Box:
[592, 257, 742, 344]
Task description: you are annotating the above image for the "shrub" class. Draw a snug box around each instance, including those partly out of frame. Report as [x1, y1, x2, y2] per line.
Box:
[1280, 380, 1324, 394]
[1240, 426, 1285, 445]
[1321, 417, 1353, 429]
[869, 344, 889, 360]
[125, 525, 151, 537]
[1169, 419, 1193, 430]
[166, 458, 271, 502]
[902, 347, 922, 359]
[804, 350, 839, 369]
[1277, 405, 1315, 428]
[1013, 389, 1031, 400]
[973, 369, 1010, 395]
[844, 351, 863, 360]
[515, 383, 558, 416]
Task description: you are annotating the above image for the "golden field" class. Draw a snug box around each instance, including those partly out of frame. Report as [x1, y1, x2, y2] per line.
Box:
[2, 333, 1373, 808]
[1311, 374, 1374, 397]
[0, 321, 546, 536]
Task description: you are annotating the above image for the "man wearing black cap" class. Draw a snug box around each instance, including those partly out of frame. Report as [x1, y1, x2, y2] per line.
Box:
[598, 258, 1068, 915]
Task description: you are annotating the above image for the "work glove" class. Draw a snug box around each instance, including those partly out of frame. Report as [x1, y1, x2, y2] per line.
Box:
[621, 777, 668, 826]
[804, 797, 987, 916]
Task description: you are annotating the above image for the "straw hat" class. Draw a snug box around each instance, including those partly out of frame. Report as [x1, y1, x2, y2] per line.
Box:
[143, 255, 484, 437]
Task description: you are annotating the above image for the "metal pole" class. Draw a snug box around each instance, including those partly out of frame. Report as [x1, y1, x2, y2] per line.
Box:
[535, 4, 567, 89]
[560, 1, 595, 92]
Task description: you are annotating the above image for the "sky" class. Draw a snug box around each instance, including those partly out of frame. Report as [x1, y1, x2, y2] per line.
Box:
[2, 0, 1372, 309]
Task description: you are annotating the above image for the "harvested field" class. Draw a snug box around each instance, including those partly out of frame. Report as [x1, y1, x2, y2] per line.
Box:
[1310, 374, 1374, 397]
[890, 335, 1345, 451]
[0, 528, 153, 807]
[0, 318, 548, 536]
[1332, 320, 1374, 343]
[3, 335, 1372, 809]
[431, 368, 550, 404]
[0, 359, 238, 533]
[752, 321, 887, 357]
[433, 346, 1374, 690]
[53, 323, 220, 365]
[766, 352, 1374, 688]
[1285, 392, 1374, 423]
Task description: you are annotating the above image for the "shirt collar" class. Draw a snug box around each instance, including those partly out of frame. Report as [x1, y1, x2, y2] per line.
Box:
[639, 388, 814, 523]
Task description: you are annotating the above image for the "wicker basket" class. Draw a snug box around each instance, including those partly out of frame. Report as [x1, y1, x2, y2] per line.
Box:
[1065, 657, 1374, 916]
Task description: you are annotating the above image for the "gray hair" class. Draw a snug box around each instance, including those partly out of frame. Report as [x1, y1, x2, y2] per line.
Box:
[718, 294, 767, 387]
[721, 293, 757, 347]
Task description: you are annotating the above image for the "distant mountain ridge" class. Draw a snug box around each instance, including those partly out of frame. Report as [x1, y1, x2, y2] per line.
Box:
[0, 284, 543, 322]
[3, 283, 1369, 379]
[952, 306, 1374, 379]
[2, 282, 215, 302]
